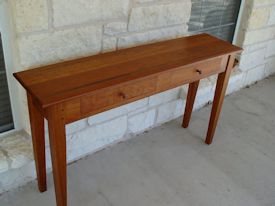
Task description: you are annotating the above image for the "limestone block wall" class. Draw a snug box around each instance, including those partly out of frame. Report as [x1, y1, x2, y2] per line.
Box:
[10, 0, 192, 133]
[236, 0, 275, 83]
[1, 0, 275, 193]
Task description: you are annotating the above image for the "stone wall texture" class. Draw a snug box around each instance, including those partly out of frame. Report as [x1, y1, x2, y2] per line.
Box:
[1, 0, 275, 193]
[236, 0, 275, 82]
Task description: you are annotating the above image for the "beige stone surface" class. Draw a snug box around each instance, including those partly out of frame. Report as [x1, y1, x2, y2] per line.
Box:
[265, 56, 275, 76]
[102, 36, 117, 52]
[17, 25, 102, 68]
[67, 116, 128, 161]
[118, 25, 188, 48]
[243, 26, 275, 45]
[0, 132, 33, 173]
[149, 87, 181, 107]
[247, 8, 269, 29]
[52, 0, 130, 27]
[268, 5, 275, 25]
[104, 22, 128, 35]
[128, 2, 191, 32]
[128, 109, 156, 133]
[253, 0, 275, 6]
[11, 0, 48, 33]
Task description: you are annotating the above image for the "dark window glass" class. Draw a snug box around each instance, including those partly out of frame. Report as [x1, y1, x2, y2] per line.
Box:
[0, 33, 14, 133]
[188, 0, 241, 42]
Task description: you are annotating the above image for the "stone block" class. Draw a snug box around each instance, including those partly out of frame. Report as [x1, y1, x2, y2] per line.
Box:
[128, 2, 191, 32]
[243, 65, 266, 86]
[0, 132, 33, 173]
[118, 25, 188, 49]
[253, 0, 275, 6]
[242, 41, 268, 54]
[239, 48, 266, 71]
[195, 82, 214, 109]
[226, 70, 245, 95]
[66, 119, 88, 135]
[53, 0, 130, 27]
[149, 87, 180, 107]
[180, 78, 214, 110]
[247, 8, 269, 29]
[268, 6, 275, 25]
[136, 0, 154, 2]
[11, 0, 48, 33]
[88, 98, 148, 125]
[103, 37, 117, 52]
[18, 25, 102, 68]
[128, 109, 156, 133]
[68, 116, 127, 161]
[208, 74, 218, 87]
[156, 99, 185, 124]
[128, 107, 148, 116]
[265, 56, 275, 76]
[104, 22, 128, 35]
[180, 78, 213, 99]
[266, 39, 275, 58]
[243, 26, 275, 46]
[88, 107, 128, 125]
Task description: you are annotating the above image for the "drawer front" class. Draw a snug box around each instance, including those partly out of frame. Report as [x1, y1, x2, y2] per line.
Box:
[66, 56, 226, 123]
[81, 77, 157, 115]
[114, 77, 157, 103]
[171, 57, 224, 87]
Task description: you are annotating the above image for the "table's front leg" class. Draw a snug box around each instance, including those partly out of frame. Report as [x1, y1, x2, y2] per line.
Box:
[27, 93, 47, 192]
[205, 55, 235, 144]
[46, 104, 67, 206]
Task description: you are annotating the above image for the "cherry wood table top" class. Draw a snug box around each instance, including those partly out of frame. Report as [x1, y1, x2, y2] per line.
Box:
[14, 34, 241, 108]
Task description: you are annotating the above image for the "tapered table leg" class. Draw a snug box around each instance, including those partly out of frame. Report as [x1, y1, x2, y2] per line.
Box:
[182, 80, 200, 128]
[27, 93, 47, 192]
[205, 55, 235, 145]
[47, 104, 67, 206]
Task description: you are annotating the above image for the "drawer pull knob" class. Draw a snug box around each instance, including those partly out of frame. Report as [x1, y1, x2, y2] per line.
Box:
[196, 69, 202, 75]
[118, 92, 126, 99]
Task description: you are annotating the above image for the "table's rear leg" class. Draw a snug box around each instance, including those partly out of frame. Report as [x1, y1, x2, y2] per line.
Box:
[182, 80, 200, 128]
[47, 104, 67, 206]
[205, 55, 235, 144]
[27, 93, 47, 192]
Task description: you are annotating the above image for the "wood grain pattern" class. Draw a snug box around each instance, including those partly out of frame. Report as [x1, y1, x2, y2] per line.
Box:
[205, 55, 236, 145]
[63, 56, 226, 124]
[27, 93, 47, 192]
[182, 80, 200, 128]
[14, 34, 241, 108]
[81, 76, 157, 115]
[46, 104, 67, 206]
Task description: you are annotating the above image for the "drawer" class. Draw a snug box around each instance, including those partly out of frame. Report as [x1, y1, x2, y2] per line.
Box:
[171, 57, 225, 86]
[114, 77, 157, 103]
[81, 77, 157, 115]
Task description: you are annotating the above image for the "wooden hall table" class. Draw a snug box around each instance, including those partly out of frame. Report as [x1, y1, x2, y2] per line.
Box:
[14, 34, 242, 206]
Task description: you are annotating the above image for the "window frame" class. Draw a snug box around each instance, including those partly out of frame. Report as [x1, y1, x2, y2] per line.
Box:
[188, 0, 244, 43]
[0, 2, 22, 137]
[232, 0, 245, 45]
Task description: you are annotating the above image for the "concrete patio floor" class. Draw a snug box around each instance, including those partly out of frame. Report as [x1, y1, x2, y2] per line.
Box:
[1, 75, 275, 206]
